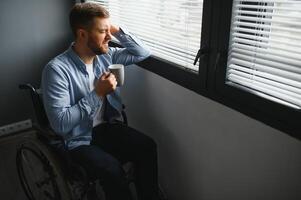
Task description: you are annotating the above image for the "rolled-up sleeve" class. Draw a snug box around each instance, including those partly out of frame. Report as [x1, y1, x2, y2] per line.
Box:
[110, 27, 151, 65]
[42, 64, 103, 135]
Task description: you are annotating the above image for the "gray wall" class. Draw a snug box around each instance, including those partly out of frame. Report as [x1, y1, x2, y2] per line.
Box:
[0, 0, 73, 126]
[121, 65, 301, 200]
[0, 0, 73, 199]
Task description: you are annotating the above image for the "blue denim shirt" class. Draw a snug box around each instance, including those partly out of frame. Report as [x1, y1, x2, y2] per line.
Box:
[41, 28, 151, 150]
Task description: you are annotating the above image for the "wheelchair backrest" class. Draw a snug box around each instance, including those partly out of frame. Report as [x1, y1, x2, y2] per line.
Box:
[19, 84, 50, 129]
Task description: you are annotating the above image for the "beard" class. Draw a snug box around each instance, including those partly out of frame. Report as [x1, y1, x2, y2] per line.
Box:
[87, 37, 109, 55]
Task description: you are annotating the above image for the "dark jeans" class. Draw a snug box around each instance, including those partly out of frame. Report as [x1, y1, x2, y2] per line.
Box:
[69, 123, 158, 200]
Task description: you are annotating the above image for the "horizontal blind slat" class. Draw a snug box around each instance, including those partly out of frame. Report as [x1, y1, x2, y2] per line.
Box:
[228, 64, 301, 89]
[229, 53, 301, 76]
[230, 43, 301, 61]
[233, 21, 301, 34]
[235, 4, 301, 12]
[228, 74, 301, 107]
[234, 15, 301, 27]
[231, 32, 301, 49]
[234, 0, 301, 3]
[230, 46, 301, 66]
[228, 68, 301, 96]
[233, 26, 301, 41]
[228, 57, 301, 82]
[114, 18, 202, 41]
[146, 42, 196, 61]
[231, 37, 301, 54]
[234, 9, 301, 20]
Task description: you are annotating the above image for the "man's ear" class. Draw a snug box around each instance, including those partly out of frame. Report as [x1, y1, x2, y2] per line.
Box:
[77, 29, 87, 40]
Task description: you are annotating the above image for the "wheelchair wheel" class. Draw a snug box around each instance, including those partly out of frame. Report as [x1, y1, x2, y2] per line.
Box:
[16, 138, 73, 200]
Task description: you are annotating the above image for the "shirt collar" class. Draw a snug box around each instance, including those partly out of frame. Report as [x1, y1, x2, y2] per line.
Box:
[67, 42, 101, 73]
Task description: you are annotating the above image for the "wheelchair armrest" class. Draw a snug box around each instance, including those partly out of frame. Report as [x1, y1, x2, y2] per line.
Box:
[33, 125, 67, 150]
[19, 83, 36, 92]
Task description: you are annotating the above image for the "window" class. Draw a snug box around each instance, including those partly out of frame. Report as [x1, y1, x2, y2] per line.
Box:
[87, 0, 204, 72]
[226, 0, 301, 109]
[82, 0, 301, 138]
[213, 0, 301, 138]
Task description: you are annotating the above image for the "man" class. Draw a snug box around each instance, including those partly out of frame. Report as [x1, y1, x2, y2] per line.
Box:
[42, 2, 158, 200]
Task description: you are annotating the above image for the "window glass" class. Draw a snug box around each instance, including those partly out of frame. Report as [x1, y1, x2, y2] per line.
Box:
[226, 0, 301, 109]
[88, 0, 204, 71]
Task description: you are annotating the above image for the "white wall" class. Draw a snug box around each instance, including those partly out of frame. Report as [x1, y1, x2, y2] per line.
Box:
[121, 65, 301, 200]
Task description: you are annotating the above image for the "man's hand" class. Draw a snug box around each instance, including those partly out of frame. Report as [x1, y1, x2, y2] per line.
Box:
[95, 72, 117, 98]
[110, 24, 120, 35]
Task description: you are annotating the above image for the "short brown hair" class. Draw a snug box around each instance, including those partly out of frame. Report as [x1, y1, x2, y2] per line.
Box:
[69, 2, 110, 37]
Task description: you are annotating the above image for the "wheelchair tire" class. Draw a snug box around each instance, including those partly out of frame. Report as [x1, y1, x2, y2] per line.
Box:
[16, 138, 73, 200]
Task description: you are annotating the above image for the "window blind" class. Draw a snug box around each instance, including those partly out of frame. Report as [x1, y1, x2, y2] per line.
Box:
[227, 0, 301, 109]
[87, 0, 203, 71]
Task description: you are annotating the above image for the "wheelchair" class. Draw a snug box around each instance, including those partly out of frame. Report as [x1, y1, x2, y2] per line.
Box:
[16, 83, 136, 200]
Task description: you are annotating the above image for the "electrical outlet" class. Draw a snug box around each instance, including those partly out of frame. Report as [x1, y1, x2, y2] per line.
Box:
[0, 119, 32, 136]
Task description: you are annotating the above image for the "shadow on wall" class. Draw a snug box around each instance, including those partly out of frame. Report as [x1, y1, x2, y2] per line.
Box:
[0, 0, 73, 126]
[121, 65, 205, 199]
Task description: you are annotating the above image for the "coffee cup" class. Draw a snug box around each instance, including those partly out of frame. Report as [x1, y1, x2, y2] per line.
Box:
[108, 64, 124, 86]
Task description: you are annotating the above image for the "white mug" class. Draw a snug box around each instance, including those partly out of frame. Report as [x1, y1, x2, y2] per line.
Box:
[108, 64, 124, 86]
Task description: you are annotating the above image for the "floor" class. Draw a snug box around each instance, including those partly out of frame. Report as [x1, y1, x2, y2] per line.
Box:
[0, 130, 35, 200]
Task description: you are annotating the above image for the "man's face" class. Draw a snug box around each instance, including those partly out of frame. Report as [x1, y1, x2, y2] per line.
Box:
[85, 17, 112, 55]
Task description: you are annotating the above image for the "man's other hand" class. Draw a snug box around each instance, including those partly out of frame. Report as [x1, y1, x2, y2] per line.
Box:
[95, 72, 117, 97]
[110, 24, 120, 35]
